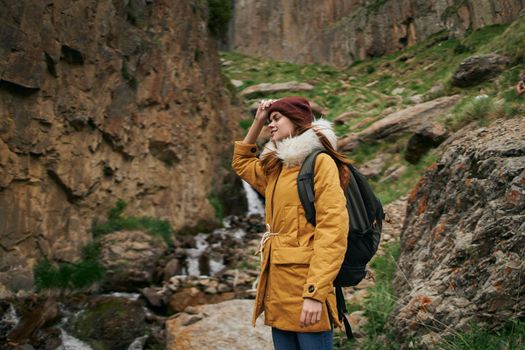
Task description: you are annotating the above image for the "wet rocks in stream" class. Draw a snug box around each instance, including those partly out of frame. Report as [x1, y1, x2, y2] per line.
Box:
[0, 214, 266, 349]
[99, 230, 169, 292]
[68, 296, 146, 350]
[138, 214, 264, 315]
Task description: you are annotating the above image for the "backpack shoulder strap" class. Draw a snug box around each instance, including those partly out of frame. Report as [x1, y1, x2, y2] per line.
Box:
[297, 149, 325, 226]
[336, 286, 354, 339]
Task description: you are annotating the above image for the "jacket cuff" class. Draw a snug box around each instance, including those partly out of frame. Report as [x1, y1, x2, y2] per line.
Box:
[302, 282, 326, 302]
[233, 141, 258, 156]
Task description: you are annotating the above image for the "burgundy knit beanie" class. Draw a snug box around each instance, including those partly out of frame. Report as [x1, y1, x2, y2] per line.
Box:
[267, 96, 313, 128]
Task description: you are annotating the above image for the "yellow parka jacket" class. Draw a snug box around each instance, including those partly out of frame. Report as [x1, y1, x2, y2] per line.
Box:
[232, 119, 349, 332]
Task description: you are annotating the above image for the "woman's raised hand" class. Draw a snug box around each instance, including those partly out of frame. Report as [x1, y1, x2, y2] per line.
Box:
[242, 99, 275, 144]
[254, 99, 275, 123]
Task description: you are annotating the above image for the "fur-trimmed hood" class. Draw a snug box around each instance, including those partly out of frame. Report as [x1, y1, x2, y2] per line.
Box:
[262, 119, 338, 167]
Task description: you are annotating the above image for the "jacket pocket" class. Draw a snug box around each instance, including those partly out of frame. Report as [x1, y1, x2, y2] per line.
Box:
[279, 205, 301, 246]
[273, 246, 313, 265]
[270, 247, 313, 302]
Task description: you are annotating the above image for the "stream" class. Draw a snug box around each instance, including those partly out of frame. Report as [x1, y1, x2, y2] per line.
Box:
[0, 181, 265, 350]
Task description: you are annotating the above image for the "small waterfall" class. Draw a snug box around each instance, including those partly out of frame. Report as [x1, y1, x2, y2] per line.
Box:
[1, 303, 19, 336]
[59, 329, 93, 350]
[185, 233, 212, 276]
[179, 180, 263, 277]
[242, 180, 265, 216]
[184, 228, 246, 277]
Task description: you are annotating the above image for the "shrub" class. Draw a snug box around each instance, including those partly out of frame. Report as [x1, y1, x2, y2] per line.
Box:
[34, 242, 105, 291]
[207, 0, 232, 38]
[239, 118, 253, 132]
[454, 43, 470, 54]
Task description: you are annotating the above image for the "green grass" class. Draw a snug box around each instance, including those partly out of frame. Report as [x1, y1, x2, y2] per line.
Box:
[222, 15, 524, 207]
[484, 17, 525, 63]
[34, 242, 105, 291]
[207, 192, 224, 222]
[92, 199, 174, 246]
[362, 242, 400, 327]
[366, 0, 390, 14]
[346, 142, 383, 165]
[438, 319, 525, 350]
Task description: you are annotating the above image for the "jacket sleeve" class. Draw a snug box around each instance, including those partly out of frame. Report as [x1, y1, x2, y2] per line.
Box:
[302, 154, 349, 302]
[231, 141, 268, 196]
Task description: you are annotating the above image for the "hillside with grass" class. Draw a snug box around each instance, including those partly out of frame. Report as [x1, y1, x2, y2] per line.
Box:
[222, 17, 525, 350]
[222, 20, 524, 206]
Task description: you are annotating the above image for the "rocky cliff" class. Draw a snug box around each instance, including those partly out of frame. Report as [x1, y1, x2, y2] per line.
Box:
[0, 0, 243, 293]
[228, 0, 525, 66]
[388, 117, 525, 348]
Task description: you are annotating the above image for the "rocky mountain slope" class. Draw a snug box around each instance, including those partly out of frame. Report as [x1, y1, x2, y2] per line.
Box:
[0, 0, 243, 294]
[227, 0, 525, 66]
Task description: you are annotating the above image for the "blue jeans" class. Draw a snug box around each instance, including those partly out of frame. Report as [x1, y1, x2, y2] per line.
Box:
[272, 328, 333, 350]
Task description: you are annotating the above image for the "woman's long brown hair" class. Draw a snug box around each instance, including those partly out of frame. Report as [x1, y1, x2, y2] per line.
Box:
[260, 124, 352, 189]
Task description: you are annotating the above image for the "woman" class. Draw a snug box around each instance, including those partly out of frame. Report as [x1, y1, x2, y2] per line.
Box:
[232, 96, 350, 350]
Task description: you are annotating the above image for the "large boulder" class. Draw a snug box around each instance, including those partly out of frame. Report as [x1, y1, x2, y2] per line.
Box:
[452, 54, 510, 87]
[338, 95, 460, 151]
[248, 98, 326, 117]
[240, 81, 314, 98]
[333, 111, 361, 125]
[388, 117, 525, 348]
[404, 122, 448, 164]
[5, 299, 60, 348]
[69, 296, 146, 350]
[99, 230, 168, 291]
[166, 299, 272, 350]
[358, 154, 387, 178]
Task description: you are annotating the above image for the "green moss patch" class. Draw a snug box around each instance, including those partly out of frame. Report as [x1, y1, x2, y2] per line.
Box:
[91, 199, 174, 246]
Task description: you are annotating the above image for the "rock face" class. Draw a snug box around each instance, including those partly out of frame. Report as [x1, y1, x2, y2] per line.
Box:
[388, 118, 525, 348]
[166, 299, 272, 350]
[228, 0, 525, 66]
[0, 1, 243, 293]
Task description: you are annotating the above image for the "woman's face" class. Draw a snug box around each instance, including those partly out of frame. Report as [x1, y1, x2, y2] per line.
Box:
[268, 112, 296, 142]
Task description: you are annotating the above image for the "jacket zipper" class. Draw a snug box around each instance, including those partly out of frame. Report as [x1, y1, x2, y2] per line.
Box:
[266, 168, 282, 303]
[270, 169, 282, 224]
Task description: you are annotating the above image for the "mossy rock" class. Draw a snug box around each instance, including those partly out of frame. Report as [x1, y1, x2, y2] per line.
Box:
[69, 297, 145, 350]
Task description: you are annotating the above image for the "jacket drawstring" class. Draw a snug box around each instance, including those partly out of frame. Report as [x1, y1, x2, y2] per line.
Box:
[250, 224, 278, 292]
[256, 223, 278, 265]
